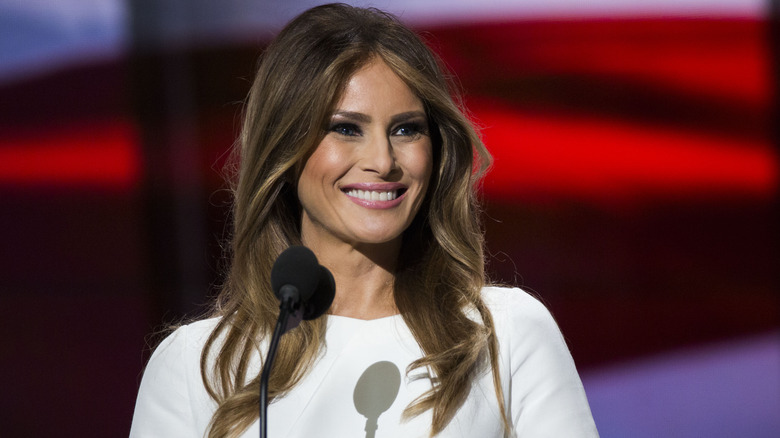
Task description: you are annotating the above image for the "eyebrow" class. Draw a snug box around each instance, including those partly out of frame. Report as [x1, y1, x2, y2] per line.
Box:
[390, 111, 427, 125]
[331, 110, 427, 125]
[331, 111, 371, 123]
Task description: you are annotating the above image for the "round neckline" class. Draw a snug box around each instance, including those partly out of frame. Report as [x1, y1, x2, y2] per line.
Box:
[326, 313, 402, 323]
[324, 313, 414, 341]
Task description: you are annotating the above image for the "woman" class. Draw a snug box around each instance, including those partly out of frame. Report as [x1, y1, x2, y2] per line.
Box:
[130, 3, 598, 438]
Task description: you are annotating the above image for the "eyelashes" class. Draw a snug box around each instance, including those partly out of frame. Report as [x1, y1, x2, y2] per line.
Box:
[327, 121, 428, 139]
[329, 123, 361, 137]
[392, 122, 428, 138]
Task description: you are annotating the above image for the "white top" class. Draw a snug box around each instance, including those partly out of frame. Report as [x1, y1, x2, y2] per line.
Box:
[130, 287, 599, 437]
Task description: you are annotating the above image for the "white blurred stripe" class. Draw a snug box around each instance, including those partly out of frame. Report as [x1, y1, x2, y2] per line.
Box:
[384, 0, 767, 24]
[0, 0, 768, 83]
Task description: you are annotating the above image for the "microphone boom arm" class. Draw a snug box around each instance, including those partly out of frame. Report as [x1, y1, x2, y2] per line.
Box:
[259, 285, 300, 438]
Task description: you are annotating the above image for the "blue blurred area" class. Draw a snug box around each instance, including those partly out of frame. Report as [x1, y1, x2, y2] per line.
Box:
[0, 0, 127, 83]
[583, 331, 780, 438]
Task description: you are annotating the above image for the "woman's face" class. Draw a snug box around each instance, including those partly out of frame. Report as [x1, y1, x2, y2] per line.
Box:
[298, 59, 433, 249]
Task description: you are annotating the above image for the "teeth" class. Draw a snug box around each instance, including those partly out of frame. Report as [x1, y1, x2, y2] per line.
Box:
[346, 189, 398, 201]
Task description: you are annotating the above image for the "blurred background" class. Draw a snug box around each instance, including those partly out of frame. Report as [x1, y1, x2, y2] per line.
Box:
[0, 0, 777, 436]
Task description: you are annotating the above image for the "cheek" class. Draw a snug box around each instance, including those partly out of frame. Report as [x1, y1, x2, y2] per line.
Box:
[298, 140, 348, 190]
[411, 142, 434, 186]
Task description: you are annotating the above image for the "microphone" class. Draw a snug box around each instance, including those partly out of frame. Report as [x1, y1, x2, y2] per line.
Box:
[270, 246, 335, 331]
[261, 246, 335, 438]
[303, 266, 335, 320]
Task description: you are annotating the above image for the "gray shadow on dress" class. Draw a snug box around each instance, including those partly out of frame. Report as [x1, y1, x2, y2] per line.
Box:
[352, 361, 401, 438]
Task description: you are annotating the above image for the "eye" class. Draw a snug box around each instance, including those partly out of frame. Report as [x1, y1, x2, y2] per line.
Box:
[391, 122, 427, 138]
[330, 123, 361, 137]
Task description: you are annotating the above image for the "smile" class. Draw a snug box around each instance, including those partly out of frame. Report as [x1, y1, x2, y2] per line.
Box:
[345, 189, 400, 201]
[341, 184, 408, 209]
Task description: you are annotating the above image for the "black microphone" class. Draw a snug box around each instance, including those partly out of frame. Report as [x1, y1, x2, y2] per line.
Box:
[270, 246, 335, 333]
[303, 265, 335, 320]
[270, 245, 320, 330]
[261, 246, 335, 438]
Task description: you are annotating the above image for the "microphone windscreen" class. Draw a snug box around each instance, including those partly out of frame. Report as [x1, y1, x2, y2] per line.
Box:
[271, 246, 321, 301]
[303, 265, 336, 320]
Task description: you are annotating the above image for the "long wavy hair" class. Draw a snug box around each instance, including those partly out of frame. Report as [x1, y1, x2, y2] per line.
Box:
[201, 4, 508, 437]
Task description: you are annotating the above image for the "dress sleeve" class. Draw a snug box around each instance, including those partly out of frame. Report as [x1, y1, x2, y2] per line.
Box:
[503, 290, 599, 437]
[129, 325, 199, 438]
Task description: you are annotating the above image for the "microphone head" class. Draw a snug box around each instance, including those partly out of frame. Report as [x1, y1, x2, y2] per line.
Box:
[302, 265, 336, 320]
[271, 246, 321, 302]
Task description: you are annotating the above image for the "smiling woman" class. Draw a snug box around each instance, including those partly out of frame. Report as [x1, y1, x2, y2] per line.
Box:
[129, 3, 598, 438]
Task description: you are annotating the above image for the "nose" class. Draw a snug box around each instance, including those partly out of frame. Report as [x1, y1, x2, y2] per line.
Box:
[360, 134, 396, 177]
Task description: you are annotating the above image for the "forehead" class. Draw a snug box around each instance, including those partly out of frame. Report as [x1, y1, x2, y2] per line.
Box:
[334, 59, 424, 115]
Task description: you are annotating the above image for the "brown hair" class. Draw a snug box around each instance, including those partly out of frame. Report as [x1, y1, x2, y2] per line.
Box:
[201, 4, 507, 436]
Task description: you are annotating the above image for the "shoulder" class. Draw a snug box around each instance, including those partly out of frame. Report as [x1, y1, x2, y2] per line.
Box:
[140, 316, 223, 389]
[172, 316, 223, 344]
[480, 287, 600, 436]
[481, 285, 543, 309]
[171, 317, 222, 348]
[129, 317, 222, 437]
[150, 317, 221, 363]
[480, 286, 572, 368]
[481, 286, 557, 329]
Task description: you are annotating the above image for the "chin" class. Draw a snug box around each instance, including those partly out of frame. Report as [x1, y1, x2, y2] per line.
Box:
[355, 235, 401, 246]
[350, 229, 405, 246]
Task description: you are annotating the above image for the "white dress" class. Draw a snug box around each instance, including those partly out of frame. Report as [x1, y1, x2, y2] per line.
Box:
[129, 287, 599, 437]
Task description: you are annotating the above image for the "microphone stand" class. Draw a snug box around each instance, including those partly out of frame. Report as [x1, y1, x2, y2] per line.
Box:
[260, 285, 299, 438]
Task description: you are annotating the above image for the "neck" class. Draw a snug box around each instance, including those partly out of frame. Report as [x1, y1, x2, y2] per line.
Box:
[303, 237, 401, 320]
